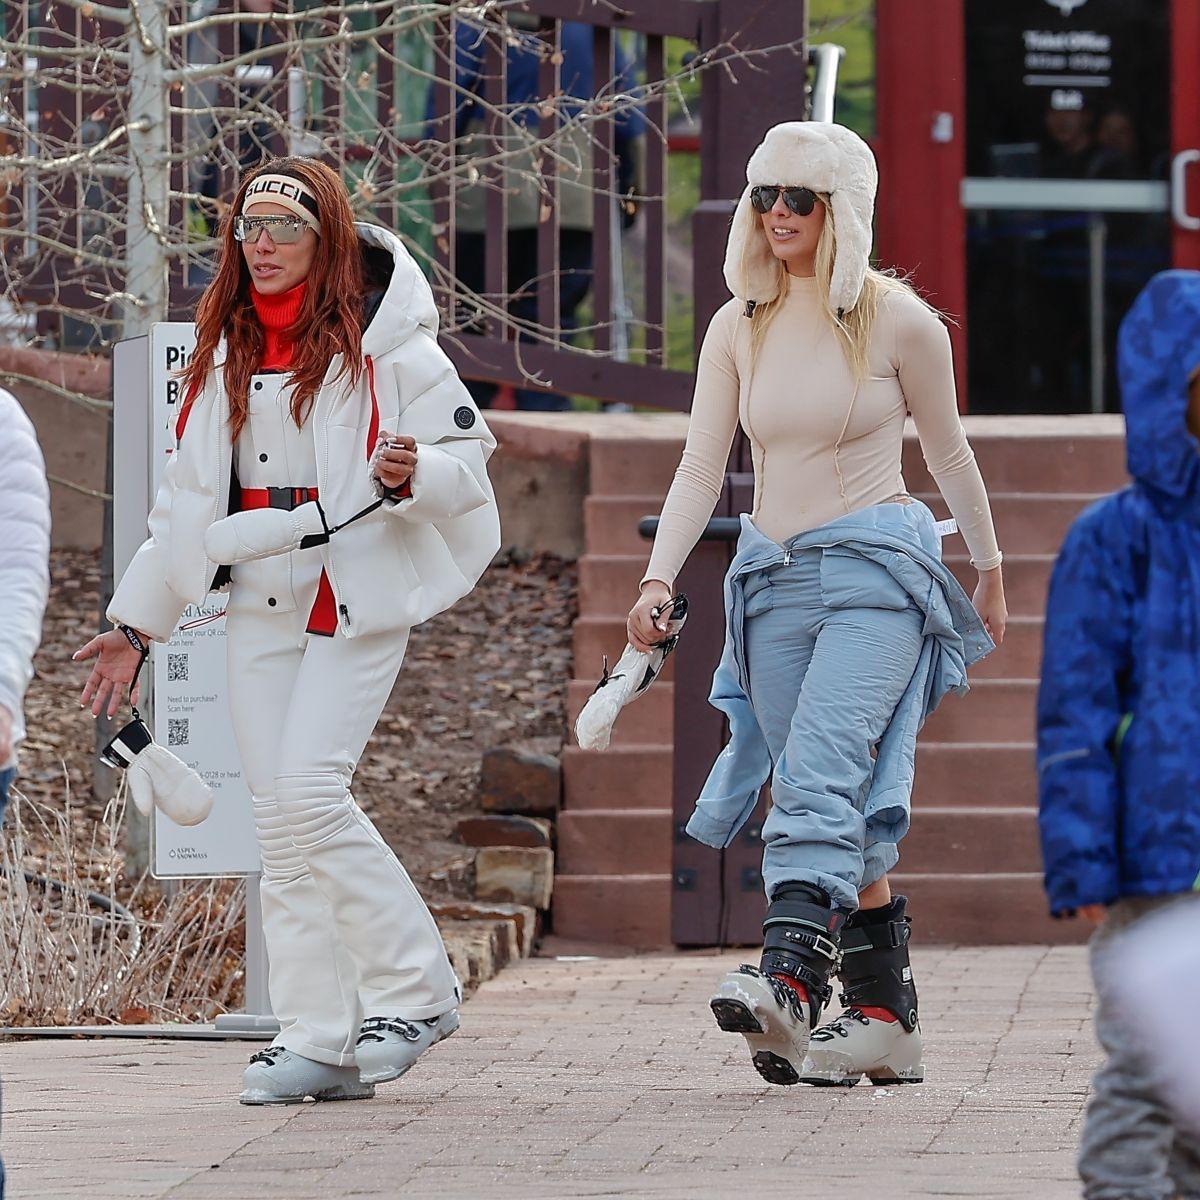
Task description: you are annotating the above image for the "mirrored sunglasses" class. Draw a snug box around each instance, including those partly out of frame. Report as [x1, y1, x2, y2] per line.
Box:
[233, 214, 311, 245]
[749, 185, 818, 217]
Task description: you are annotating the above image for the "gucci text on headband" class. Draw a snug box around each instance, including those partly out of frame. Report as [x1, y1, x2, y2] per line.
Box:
[241, 173, 322, 234]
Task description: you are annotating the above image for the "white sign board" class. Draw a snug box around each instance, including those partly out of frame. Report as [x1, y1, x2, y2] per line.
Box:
[140, 323, 258, 877]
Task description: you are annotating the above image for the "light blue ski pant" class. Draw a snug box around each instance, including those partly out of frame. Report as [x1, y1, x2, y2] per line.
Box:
[742, 546, 926, 912]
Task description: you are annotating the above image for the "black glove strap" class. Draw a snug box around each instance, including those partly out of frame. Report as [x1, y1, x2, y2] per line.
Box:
[117, 624, 150, 722]
[300, 497, 386, 550]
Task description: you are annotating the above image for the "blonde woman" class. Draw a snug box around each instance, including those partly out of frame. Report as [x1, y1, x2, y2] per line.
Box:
[628, 123, 1005, 1087]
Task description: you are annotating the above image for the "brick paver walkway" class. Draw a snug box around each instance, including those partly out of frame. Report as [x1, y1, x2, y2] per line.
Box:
[2, 946, 1097, 1199]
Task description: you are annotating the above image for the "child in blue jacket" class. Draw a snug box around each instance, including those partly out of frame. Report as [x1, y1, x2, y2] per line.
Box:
[1038, 269, 1200, 1200]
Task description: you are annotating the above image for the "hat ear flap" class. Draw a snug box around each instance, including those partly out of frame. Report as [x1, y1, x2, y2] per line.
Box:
[723, 188, 780, 306]
[828, 187, 870, 315]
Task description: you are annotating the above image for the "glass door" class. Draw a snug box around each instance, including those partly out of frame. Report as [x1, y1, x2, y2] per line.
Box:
[963, 0, 1171, 414]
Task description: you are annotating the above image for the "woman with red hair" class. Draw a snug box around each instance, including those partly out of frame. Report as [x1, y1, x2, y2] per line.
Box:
[75, 158, 499, 1104]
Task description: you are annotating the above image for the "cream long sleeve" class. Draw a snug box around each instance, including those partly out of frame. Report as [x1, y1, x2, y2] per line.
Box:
[643, 276, 1003, 588]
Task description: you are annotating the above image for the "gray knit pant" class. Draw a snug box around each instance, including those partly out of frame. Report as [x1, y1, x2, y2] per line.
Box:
[1081, 895, 1200, 1200]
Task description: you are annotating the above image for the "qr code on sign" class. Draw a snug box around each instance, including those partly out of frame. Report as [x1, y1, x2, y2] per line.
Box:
[167, 718, 189, 747]
[167, 653, 189, 682]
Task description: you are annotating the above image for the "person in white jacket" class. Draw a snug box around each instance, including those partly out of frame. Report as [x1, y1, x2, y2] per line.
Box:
[75, 158, 501, 1105]
[0, 389, 51, 821]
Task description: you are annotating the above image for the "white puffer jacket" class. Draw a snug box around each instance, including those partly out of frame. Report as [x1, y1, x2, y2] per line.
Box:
[0, 389, 51, 770]
[108, 223, 501, 642]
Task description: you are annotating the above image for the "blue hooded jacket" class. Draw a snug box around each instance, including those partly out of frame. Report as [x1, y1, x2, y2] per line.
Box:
[1037, 270, 1200, 915]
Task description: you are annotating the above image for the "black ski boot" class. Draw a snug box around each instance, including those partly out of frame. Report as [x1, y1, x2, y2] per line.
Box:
[709, 882, 846, 1086]
[799, 894, 924, 1086]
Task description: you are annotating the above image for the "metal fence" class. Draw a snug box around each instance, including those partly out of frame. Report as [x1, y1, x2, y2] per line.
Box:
[3, 0, 811, 409]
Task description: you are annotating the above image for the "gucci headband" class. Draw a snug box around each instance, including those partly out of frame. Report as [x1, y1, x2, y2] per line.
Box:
[241, 173, 322, 234]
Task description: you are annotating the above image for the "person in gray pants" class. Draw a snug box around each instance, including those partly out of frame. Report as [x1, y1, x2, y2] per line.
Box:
[1082, 897, 1200, 1200]
[1038, 271, 1200, 1200]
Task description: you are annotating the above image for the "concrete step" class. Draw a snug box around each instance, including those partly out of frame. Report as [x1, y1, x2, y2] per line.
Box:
[551, 871, 1079, 947]
[944, 554, 1054, 618]
[901, 418, 1126, 495]
[582, 552, 1058, 622]
[587, 492, 1096, 560]
[567, 678, 1035, 749]
[891, 873, 1084, 945]
[913, 743, 1037, 806]
[552, 873, 672, 948]
[574, 610, 1040, 682]
[584, 494, 664, 555]
[921, 679, 1037, 743]
[574, 611, 1040, 682]
[573, 615, 677, 682]
[557, 808, 673, 875]
[589, 435, 684, 496]
[567, 679, 673, 746]
[580, 419, 1125, 501]
[973, 617, 1041, 680]
[897, 807, 1041, 875]
[917, 492, 1095, 556]
[562, 744, 673, 810]
[558, 806, 1042, 878]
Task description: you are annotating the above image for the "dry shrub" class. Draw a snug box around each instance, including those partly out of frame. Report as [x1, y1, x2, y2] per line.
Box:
[0, 780, 245, 1026]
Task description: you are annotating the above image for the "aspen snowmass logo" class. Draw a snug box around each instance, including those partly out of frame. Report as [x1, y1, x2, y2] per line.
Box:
[1045, 0, 1088, 14]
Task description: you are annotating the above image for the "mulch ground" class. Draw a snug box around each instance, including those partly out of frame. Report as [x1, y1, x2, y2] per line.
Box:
[19, 548, 576, 901]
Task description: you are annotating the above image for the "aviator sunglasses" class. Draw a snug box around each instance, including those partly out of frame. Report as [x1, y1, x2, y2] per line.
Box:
[233, 214, 313, 245]
[749, 185, 818, 217]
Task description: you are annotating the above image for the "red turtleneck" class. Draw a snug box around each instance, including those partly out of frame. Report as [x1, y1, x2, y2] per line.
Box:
[250, 281, 306, 370]
[244, 278, 407, 637]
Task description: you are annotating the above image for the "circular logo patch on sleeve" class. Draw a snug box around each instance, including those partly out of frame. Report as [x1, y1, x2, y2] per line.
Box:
[453, 405, 476, 429]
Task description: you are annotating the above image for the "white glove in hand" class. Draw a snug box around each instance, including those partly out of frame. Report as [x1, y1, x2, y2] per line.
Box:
[127, 743, 214, 827]
[204, 500, 328, 565]
[575, 644, 656, 752]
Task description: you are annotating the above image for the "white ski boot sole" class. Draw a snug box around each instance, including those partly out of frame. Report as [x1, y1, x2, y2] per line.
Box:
[710, 967, 812, 1087]
[239, 1075, 375, 1106]
[358, 1012, 460, 1085]
[799, 1019, 925, 1088]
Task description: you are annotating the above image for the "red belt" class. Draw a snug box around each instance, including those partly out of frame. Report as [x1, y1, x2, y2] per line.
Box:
[236, 485, 336, 637]
[239, 485, 320, 511]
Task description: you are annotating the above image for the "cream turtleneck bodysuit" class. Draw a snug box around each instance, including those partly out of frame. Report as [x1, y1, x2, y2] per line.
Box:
[643, 276, 1003, 587]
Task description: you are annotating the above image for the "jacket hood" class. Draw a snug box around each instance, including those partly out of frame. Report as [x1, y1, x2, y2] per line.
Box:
[1117, 270, 1200, 506]
[723, 121, 877, 315]
[355, 221, 440, 359]
[215, 222, 438, 370]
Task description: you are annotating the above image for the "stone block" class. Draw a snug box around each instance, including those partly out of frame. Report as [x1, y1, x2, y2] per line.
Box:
[478, 746, 562, 816]
[429, 899, 540, 958]
[474, 847, 554, 910]
[455, 814, 552, 849]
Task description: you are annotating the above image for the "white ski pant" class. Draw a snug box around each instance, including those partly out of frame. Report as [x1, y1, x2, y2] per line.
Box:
[224, 604, 459, 1067]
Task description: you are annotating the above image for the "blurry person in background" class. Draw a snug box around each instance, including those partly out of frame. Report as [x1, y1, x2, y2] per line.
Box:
[1110, 901, 1200, 1143]
[0, 386, 50, 1200]
[1037, 270, 1200, 1200]
[429, 15, 644, 411]
[0, 387, 51, 825]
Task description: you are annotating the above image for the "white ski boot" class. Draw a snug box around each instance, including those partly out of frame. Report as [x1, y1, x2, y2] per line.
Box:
[710, 965, 817, 1085]
[355, 1010, 460, 1084]
[239, 1046, 375, 1106]
[799, 895, 925, 1087]
[710, 883, 846, 1086]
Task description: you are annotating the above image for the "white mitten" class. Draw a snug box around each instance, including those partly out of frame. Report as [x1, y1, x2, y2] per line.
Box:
[204, 500, 329, 565]
[574, 595, 689, 752]
[101, 718, 214, 827]
[575, 644, 655, 751]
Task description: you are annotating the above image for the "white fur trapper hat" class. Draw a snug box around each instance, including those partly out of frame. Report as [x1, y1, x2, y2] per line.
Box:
[723, 121, 878, 316]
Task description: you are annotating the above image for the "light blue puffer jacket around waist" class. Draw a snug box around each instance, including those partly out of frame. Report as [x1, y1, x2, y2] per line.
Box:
[685, 501, 994, 851]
